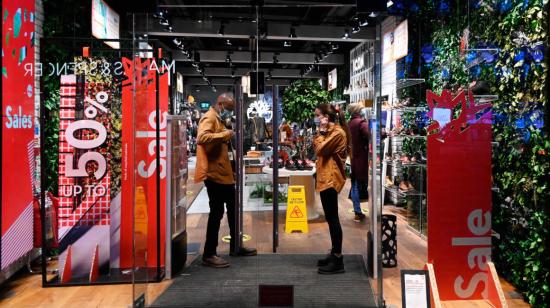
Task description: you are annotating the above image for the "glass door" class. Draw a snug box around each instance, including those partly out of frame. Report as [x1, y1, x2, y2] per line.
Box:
[129, 13, 167, 307]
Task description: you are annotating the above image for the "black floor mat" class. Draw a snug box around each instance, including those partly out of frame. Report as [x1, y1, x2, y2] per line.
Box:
[150, 254, 377, 308]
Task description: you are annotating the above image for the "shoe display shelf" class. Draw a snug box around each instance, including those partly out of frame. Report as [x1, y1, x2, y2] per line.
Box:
[347, 42, 375, 105]
[396, 78, 425, 90]
[381, 78, 428, 237]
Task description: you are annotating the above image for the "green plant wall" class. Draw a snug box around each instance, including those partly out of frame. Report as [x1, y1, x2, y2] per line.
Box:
[409, 0, 548, 306]
[282, 79, 330, 123]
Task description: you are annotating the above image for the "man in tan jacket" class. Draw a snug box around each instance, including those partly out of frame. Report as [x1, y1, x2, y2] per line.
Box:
[195, 92, 256, 268]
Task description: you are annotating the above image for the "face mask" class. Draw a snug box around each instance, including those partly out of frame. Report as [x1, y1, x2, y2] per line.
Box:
[219, 105, 233, 119]
[314, 117, 321, 125]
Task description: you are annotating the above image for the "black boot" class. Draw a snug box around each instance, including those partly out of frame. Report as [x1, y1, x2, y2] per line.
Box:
[318, 254, 345, 274]
[317, 253, 333, 267]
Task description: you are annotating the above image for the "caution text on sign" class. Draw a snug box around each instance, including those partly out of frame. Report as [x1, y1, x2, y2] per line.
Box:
[285, 185, 308, 233]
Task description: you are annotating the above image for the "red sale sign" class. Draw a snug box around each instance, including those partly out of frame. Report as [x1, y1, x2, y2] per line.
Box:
[1, 0, 36, 270]
[427, 90, 493, 301]
[120, 57, 168, 269]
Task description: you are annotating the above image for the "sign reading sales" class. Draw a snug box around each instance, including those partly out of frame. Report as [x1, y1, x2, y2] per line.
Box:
[426, 90, 493, 301]
[2, 0, 36, 271]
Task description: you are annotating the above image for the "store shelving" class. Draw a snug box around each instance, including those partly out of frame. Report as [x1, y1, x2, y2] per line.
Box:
[389, 134, 427, 140]
[472, 95, 499, 105]
[396, 78, 425, 90]
[348, 42, 375, 105]
[381, 75, 428, 237]
[383, 185, 426, 197]
[385, 159, 426, 168]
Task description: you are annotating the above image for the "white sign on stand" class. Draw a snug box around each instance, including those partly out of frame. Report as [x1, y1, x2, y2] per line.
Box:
[401, 270, 431, 308]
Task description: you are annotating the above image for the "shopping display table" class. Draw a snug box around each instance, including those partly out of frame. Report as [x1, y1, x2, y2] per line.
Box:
[262, 166, 319, 220]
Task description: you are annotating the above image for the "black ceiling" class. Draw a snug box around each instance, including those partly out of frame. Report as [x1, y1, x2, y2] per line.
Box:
[143, 0, 378, 85]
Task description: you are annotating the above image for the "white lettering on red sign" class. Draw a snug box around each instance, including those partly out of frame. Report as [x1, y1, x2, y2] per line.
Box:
[452, 209, 491, 298]
[136, 110, 168, 179]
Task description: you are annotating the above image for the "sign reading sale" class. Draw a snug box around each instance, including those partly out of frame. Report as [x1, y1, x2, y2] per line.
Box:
[120, 57, 168, 269]
[426, 90, 493, 301]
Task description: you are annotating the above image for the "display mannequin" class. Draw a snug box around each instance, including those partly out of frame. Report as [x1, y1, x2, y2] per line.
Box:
[246, 110, 268, 148]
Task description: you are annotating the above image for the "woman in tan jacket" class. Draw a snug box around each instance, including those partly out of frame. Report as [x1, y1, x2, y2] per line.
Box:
[314, 103, 350, 274]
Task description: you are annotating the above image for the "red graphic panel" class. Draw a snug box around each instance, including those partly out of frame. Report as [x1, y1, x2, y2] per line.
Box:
[427, 90, 493, 301]
[1, 0, 36, 270]
[120, 57, 168, 268]
[57, 75, 111, 231]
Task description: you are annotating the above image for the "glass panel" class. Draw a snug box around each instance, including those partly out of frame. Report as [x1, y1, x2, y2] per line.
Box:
[38, 36, 146, 289]
[130, 13, 167, 306]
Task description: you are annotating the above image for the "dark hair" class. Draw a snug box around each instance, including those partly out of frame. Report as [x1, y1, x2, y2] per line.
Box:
[317, 103, 351, 147]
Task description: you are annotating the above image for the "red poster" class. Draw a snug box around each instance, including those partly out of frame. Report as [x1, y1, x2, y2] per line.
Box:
[427, 90, 493, 300]
[1, 0, 36, 270]
[120, 57, 167, 269]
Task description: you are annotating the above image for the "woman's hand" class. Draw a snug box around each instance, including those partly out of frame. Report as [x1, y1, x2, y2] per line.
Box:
[319, 116, 329, 132]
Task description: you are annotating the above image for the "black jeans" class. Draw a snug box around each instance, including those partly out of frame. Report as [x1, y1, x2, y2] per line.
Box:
[320, 188, 343, 254]
[203, 180, 236, 258]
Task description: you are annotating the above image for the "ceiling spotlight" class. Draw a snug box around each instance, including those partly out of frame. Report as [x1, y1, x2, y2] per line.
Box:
[359, 19, 369, 27]
[352, 25, 360, 34]
[369, 12, 377, 18]
[387, 1, 394, 7]
[218, 23, 225, 36]
[165, 25, 174, 32]
[159, 18, 169, 26]
[153, 10, 166, 19]
[212, 86, 217, 92]
[197, 19, 203, 23]
[283, 41, 292, 47]
[266, 70, 272, 80]
[143, 34, 148, 37]
[342, 29, 350, 39]
[314, 56, 319, 64]
[226, 54, 231, 63]
[173, 38, 182, 46]
[273, 54, 279, 64]
[231, 69, 236, 78]
[289, 27, 297, 38]
[226, 39, 232, 46]
[331, 43, 339, 51]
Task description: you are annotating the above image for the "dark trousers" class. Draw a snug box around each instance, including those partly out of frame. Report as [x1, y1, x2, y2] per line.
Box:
[203, 180, 236, 258]
[320, 188, 343, 254]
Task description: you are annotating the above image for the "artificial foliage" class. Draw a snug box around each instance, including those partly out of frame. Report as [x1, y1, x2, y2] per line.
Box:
[404, 0, 549, 305]
[282, 79, 330, 123]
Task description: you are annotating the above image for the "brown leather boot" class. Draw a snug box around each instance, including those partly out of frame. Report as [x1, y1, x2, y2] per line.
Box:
[202, 255, 230, 268]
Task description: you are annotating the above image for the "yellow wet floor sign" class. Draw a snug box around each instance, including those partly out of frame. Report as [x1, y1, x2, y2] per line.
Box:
[285, 185, 308, 233]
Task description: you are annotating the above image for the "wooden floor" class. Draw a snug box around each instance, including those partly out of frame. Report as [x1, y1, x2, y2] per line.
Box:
[0, 180, 529, 308]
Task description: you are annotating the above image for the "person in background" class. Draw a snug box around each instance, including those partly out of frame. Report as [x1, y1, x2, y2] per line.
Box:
[314, 103, 350, 274]
[194, 93, 257, 268]
[347, 103, 370, 222]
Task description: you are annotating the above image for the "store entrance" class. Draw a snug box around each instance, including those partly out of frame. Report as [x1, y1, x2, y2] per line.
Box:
[131, 2, 383, 307]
